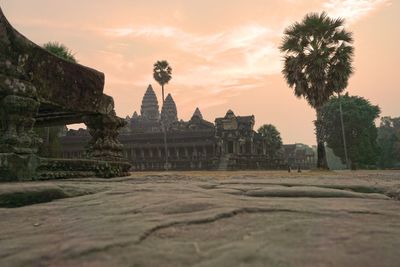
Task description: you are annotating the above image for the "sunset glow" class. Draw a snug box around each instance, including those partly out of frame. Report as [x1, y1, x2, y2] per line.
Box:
[2, 0, 398, 144]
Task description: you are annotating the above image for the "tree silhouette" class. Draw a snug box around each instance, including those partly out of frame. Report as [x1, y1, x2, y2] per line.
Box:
[319, 94, 380, 169]
[153, 60, 172, 170]
[280, 12, 354, 169]
[258, 124, 282, 158]
[153, 60, 172, 103]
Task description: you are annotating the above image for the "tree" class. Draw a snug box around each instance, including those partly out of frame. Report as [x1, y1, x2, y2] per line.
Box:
[280, 12, 354, 169]
[319, 94, 380, 169]
[377, 116, 400, 168]
[153, 60, 172, 103]
[153, 60, 172, 170]
[43, 41, 77, 63]
[258, 124, 282, 158]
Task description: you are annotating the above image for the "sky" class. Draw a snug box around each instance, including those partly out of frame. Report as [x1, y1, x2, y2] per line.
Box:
[1, 0, 399, 145]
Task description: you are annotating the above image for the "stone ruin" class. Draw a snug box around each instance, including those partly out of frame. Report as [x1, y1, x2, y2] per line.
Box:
[0, 7, 130, 180]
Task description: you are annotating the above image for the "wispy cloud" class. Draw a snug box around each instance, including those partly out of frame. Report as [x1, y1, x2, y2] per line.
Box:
[103, 26, 178, 38]
[323, 0, 391, 23]
[100, 24, 282, 94]
[88, 0, 391, 112]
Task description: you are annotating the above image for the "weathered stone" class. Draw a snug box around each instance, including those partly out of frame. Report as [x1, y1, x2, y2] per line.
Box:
[0, 95, 41, 154]
[0, 171, 399, 266]
[0, 153, 39, 180]
[84, 113, 127, 162]
[0, 7, 110, 121]
[0, 7, 130, 180]
[37, 158, 131, 179]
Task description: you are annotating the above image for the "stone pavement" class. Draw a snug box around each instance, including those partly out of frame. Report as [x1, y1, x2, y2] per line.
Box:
[1, 170, 400, 267]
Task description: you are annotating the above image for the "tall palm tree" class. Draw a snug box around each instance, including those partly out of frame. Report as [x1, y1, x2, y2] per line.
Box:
[153, 60, 172, 170]
[153, 60, 172, 103]
[280, 12, 354, 169]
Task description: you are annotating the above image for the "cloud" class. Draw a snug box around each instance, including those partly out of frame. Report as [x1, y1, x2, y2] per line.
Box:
[103, 26, 178, 38]
[86, 0, 391, 113]
[323, 0, 391, 23]
[100, 24, 282, 94]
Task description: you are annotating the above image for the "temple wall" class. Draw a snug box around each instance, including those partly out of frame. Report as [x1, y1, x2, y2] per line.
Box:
[60, 132, 316, 171]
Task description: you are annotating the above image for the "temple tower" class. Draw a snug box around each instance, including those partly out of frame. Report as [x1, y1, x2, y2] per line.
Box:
[192, 107, 203, 119]
[161, 94, 178, 126]
[140, 85, 160, 122]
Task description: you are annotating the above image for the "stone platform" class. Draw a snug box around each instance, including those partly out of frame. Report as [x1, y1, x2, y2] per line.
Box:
[1, 170, 400, 266]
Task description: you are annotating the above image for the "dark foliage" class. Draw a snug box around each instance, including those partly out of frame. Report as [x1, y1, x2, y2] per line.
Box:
[377, 117, 400, 168]
[258, 124, 283, 158]
[319, 94, 380, 169]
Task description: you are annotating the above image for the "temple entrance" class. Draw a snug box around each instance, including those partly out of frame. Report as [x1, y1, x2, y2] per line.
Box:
[228, 141, 234, 153]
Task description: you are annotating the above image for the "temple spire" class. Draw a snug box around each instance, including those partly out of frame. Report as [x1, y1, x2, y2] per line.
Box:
[192, 107, 203, 120]
[225, 109, 235, 118]
[161, 93, 178, 125]
[140, 84, 159, 121]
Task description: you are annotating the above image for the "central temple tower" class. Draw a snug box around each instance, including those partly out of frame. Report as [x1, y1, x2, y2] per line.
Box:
[140, 85, 160, 122]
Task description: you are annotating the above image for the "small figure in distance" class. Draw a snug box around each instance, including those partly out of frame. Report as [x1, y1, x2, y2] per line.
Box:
[288, 165, 291, 173]
[297, 165, 302, 173]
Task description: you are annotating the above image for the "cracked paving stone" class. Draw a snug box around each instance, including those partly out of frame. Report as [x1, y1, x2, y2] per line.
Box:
[1, 170, 400, 267]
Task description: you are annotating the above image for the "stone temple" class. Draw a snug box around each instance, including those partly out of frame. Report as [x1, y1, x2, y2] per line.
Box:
[61, 85, 316, 171]
[0, 7, 129, 180]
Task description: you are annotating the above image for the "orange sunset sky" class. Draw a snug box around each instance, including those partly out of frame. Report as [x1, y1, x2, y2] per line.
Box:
[1, 0, 399, 145]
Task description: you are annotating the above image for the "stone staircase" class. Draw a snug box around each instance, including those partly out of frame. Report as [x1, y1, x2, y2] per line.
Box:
[217, 154, 231, 171]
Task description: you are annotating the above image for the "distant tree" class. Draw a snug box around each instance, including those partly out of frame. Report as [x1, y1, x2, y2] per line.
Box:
[280, 12, 354, 169]
[319, 94, 380, 169]
[377, 116, 400, 168]
[43, 41, 77, 63]
[258, 124, 283, 158]
[153, 60, 172, 103]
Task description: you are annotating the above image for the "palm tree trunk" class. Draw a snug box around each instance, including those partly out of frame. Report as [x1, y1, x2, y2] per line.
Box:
[338, 92, 350, 169]
[316, 107, 329, 169]
[161, 84, 165, 105]
[161, 84, 168, 171]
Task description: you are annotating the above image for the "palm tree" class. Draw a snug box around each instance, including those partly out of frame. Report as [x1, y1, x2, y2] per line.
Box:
[280, 12, 354, 169]
[153, 60, 172, 103]
[153, 60, 172, 170]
